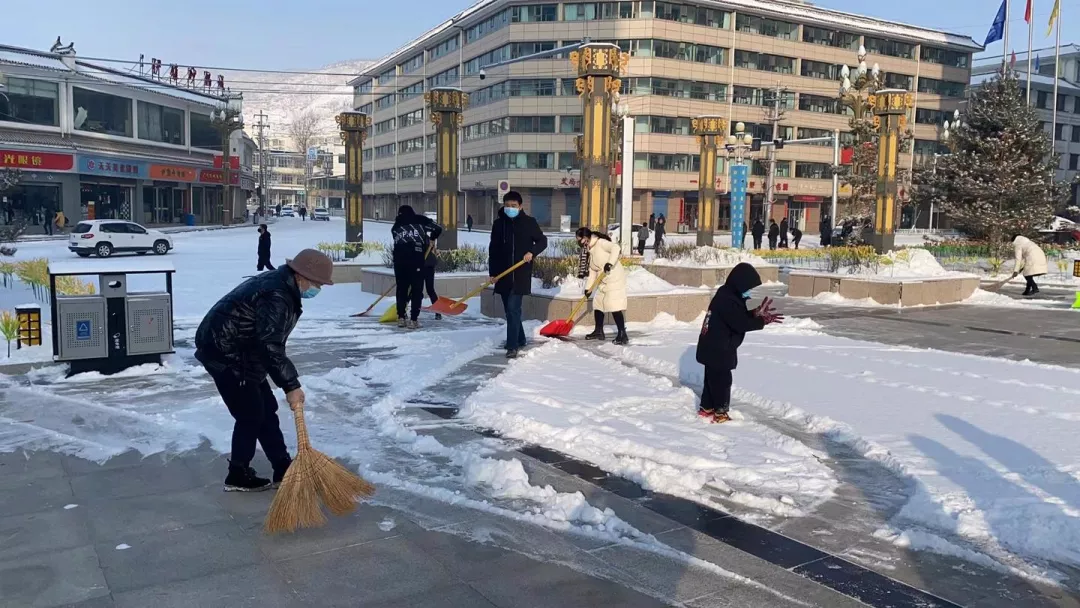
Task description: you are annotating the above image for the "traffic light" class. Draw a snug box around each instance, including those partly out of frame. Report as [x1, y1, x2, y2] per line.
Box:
[750, 138, 762, 152]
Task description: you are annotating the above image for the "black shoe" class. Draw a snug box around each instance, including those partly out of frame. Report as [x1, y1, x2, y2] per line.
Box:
[224, 464, 272, 492]
[1028, 287, 1040, 296]
[435, 313, 443, 320]
[272, 458, 292, 488]
[613, 331, 629, 346]
[1022, 287, 1032, 296]
[506, 349, 520, 359]
[584, 329, 606, 341]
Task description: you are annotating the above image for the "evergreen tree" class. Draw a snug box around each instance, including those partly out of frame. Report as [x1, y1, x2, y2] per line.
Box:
[912, 70, 1064, 248]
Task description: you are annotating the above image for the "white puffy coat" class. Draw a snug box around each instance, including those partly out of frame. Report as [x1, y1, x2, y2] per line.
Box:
[1013, 235, 1048, 277]
[586, 236, 628, 313]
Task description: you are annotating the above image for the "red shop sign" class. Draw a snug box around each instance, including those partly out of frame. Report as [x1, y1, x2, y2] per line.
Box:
[0, 150, 75, 171]
[199, 169, 240, 185]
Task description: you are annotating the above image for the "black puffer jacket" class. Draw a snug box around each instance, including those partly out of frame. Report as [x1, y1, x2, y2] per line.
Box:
[696, 263, 765, 370]
[391, 212, 442, 262]
[258, 230, 271, 258]
[489, 208, 547, 296]
[195, 267, 303, 391]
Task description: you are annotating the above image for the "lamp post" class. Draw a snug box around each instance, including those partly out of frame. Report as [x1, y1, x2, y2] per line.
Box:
[691, 115, 727, 246]
[425, 87, 468, 249]
[614, 100, 636, 254]
[210, 95, 243, 226]
[336, 111, 371, 243]
[724, 122, 755, 249]
[838, 45, 883, 120]
[868, 88, 915, 253]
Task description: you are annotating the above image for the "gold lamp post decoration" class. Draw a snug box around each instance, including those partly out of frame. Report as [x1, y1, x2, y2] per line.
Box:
[425, 87, 468, 249]
[336, 111, 371, 243]
[691, 115, 727, 246]
[868, 89, 914, 253]
[569, 43, 629, 231]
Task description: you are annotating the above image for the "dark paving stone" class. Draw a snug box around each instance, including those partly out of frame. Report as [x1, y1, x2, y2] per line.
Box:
[364, 581, 497, 608]
[0, 505, 91, 561]
[69, 459, 204, 502]
[0, 545, 110, 607]
[516, 444, 568, 465]
[255, 503, 423, 562]
[0, 450, 66, 489]
[82, 486, 230, 541]
[111, 563, 301, 608]
[0, 475, 75, 517]
[696, 515, 827, 570]
[637, 493, 728, 529]
[793, 556, 960, 608]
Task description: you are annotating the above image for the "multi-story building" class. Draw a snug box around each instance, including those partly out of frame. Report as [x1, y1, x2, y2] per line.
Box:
[0, 42, 255, 227]
[348, 0, 980, 233]
[972, 45, 1080, 209]
[256, 144, 341, 210]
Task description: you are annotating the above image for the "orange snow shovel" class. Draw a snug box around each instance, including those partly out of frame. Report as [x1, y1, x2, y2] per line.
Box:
[351, 283, 395, 317]
[539, 271, 607, 338]
[427, 259, 528, 316]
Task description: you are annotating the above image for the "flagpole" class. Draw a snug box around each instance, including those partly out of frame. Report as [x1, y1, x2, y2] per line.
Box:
[1051, 7, 1061, 165]
[1004, 0, 1011, 67]
[1026, 0, 1034, 102]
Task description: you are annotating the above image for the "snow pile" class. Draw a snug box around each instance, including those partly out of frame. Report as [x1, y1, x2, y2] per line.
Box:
[653, 247, 771, 268]
[460, 341, 837, 518]
[848, 248, 958, 279]
[603, 319, 1080, 582]
[532, 266, 707, 298]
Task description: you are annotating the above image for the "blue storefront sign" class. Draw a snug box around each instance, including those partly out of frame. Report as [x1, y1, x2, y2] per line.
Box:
[75, 320, 92, 341]
[730, 164, 749, 250]
[77, 155, 148, 179]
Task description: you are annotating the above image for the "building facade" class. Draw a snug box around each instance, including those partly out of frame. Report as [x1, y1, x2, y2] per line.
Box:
[972, 45, 1080, 210]
[349, 0, 979, 233]
[255, 140, 343, 210]
[0, 43, 255, 229]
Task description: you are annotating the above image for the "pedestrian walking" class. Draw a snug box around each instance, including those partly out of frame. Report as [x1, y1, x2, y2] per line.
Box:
[489, 191, 547, 359]
[466, 214, 474, 232]
[54, 210, 66, 233]
[820, 215, 831, 247]
[751, 220, 765, 250]
[578, 228, 629, 345]
[299, 206, 307, 221]
[654, 215, 666, 251]
[741, 221, 747, 248]
[1011, 234, 1048, 296]
[767, 220, 779, 250]
[636, 223, 650, 256]
[792, 226, 803, 249]
[779, 217, 789, 248]
[392, 205, 442, 329]
[695, 263, 782, 423]
[195, 248, 335, 491]
[257, 224, 275, 271]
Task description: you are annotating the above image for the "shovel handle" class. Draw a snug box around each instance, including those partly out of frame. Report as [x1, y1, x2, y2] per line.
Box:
[448, 259, 528, 309]
[565, 271, 608, 322]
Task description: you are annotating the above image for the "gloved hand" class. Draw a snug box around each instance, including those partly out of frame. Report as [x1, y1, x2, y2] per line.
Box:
[603, 263, 613, 273]
[584, 290, 592, 298]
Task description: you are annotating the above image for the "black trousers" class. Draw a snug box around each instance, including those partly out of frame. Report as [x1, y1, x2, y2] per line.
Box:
[394, 259, 425, 320]
[768, 237, 777, 250]
[637, 240, 646, 256]
[424, 266, 438, 304]
[1024, 275, 1042, 293]
[209, 371, 290, 470]
[257, 255, 275, 271]
[753, 236, 762, 249]
[700, 366, 733, 414]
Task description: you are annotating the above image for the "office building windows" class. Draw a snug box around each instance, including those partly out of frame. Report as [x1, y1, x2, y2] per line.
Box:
[735, 14, 799, 40]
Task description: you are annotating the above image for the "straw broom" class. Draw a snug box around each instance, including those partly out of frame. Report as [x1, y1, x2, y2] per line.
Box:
[264, 401, 376, 533]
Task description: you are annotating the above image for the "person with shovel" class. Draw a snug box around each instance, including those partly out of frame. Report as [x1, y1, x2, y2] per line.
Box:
[490, 190, 547, 359]
[695, 263, 782, 423]
[578, 228, 629, 345]
[391, 205, 442, 329]
[1010, 233, 1048, 296]
[423, 235, 442, 320]
[195, 248, 335, 491]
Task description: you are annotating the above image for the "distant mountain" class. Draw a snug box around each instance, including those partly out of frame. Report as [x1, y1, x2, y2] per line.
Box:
[230, 59, 373, 151]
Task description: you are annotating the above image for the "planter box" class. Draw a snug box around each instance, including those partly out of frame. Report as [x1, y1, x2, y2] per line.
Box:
[357, 267, 489, 300]
[647, 263, 780, 288]
[480, 287, 712, 325]
[331, 262, 384, 284]
[788, 271, 980, 307]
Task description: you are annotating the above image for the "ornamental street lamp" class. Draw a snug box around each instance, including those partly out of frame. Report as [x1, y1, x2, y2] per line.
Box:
[691, 115, 727, 246]
[210, 95, 243, 226]
[724, 122, 755, 248]
[838, 45, 882, 120]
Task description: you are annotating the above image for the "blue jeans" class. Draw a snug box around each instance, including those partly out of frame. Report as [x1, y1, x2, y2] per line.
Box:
[500, 293, 527, 351]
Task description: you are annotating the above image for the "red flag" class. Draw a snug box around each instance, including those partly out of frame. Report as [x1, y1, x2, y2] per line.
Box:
[1024, 0, 1033, 23]
[1010, 50, 1017, 68]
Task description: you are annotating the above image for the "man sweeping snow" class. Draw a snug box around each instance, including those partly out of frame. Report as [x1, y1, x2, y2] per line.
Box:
[695, 263, 782, 423]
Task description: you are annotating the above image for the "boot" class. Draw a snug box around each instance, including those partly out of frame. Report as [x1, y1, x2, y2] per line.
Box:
[408, 319, 420, 330]
[612, 312, 628, 345]
[1028, 286, 1040, 296]
[272, 457, 292, 488]
[397, 318, 407, 329]
[585, 311, 605, 340]
[224, 462, 271, 492]
[613, 330, 629, 346]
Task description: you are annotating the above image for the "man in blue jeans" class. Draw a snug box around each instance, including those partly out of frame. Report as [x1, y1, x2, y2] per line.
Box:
[489, 191, 547, 359]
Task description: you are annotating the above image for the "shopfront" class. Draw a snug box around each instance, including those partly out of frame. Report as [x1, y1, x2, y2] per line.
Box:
[141, 164, 197, 225]
[77, 155, 146, 221]
[1, 149, 76, 226]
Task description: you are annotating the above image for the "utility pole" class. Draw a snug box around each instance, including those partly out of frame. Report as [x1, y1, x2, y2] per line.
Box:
[762, 82, 786, 225]
[255, 111, 269, 212]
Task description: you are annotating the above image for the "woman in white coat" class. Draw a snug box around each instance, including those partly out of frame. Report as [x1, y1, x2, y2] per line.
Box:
[1012, 234, 1048, 296]
[576, 228, 629, 345]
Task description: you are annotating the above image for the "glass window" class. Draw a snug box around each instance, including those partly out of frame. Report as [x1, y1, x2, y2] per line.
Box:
[72, 87, 132, 137]
[920, 47, 969, 68]
[802, 26, 859, 50]
[377, 68, 395, 85]
[373, 118, 396, 135]
[558, 152, 580, 171]
[399, 81, 424, 101]
[465, 9, 511, 44]
[560, 115, 583, 133]
[375, 94, 395, 110]
[1036, 91, 1049, 109]
[463, 153, 509, 173]
[398, 164, 424, 179]
[795, 162, 831, 179]
[1055, 124, 1066, 141]
[363, 149, 373, 161]
[511, 4, 557, 22]
[1057, 94, 1068, 111]
[400, 53, 424, 74]
[800, 60, 840, 81]
[508, 152, 555, 169]
[915, 108, 948, 125]
[865, 37, 914, 59]
[735, 14, 799, 40]
[509, 116, 556, 133]
[918, 77, 966, 97]
[798, 94, 847, 115]
[561, 79, 578, 96]
[375, 143, 396, 158]
[1070, 154, 1079, 171]
[734, 50, 795, 74]
[137, 101, 185, 145]
[358, 103, 373, 115]
[797, 127, 835, 146]
[1071, 126, 1080, 143]
[633, 152, 699, 172]
[634, 115, 692, 135]
[654, 2, 729, 28]
[651, 39, 726, 65]
[0, 77, 59, 127]
[374, 168, 396, 181]
[510, 79, 556, 97]
[399, 109, 424, 128]
[428, 67, 460, 88]
[429, 36, 460, 61]
[884, 72, 914, 91]
[190, 112, 218, 149]
[355, 80, 373, 94]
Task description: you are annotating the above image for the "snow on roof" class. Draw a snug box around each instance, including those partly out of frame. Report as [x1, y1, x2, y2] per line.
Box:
[49, 258, 176, 276]
[351, 0, 980, 83]
[973, 44, 1080, 68]
[970, 71, 1080, 93]
[0, 47, 70, 71]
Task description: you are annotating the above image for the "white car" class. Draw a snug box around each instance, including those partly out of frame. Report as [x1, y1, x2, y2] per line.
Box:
[69, 220, 174, 258]
[280, 207, 296, 217]
[313, 207, 330, 221]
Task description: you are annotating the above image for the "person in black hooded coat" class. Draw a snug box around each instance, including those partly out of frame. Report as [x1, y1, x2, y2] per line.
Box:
[391, 205, 442, 328]
[256, 224, 274, 271]
[489, 190, 547, 358]
[695, 263, 782, 422]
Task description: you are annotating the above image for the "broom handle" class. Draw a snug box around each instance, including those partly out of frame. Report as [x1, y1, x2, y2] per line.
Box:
[565, 270, 608, 322]
[448, 259, 528, 309]
[291, 402, 311, 451]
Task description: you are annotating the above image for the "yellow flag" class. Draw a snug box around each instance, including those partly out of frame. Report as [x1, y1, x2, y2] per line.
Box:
[1047, 0, 1060, 36]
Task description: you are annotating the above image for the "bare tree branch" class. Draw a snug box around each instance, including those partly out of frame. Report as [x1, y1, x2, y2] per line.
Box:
[286, 109, 322, 154]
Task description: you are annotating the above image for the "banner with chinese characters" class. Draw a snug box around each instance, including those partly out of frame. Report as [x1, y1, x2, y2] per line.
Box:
[197, 169, 240, 185]
[730, 164, 749, 250]
[1, 149, 75, 172]
[149, 165, 198, 182]
[77, 155, 148, 179]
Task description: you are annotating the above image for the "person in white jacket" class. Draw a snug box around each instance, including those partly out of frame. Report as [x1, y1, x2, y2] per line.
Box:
[576, 228, 629, 345]
[1012, 234, 1048, 296]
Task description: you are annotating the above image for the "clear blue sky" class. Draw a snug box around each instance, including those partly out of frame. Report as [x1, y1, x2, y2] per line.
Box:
[3, 0, 1076, 71]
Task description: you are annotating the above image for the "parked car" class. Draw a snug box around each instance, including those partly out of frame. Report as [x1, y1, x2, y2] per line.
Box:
[313, 207, 330, 221]
[69, 220, 174, 258]
[280, 206, 296, 217]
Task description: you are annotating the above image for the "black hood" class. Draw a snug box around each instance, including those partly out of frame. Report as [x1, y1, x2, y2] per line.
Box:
[723, 263, 762, 294]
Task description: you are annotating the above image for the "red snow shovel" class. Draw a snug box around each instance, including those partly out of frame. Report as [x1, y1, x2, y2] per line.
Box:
[426, 259, 528, 316]
[539, 271, 607, 338]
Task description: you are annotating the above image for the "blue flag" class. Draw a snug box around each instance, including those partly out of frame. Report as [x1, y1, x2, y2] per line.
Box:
[984, 0, 1007, 45]
[1034, 54, 1041, 73]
